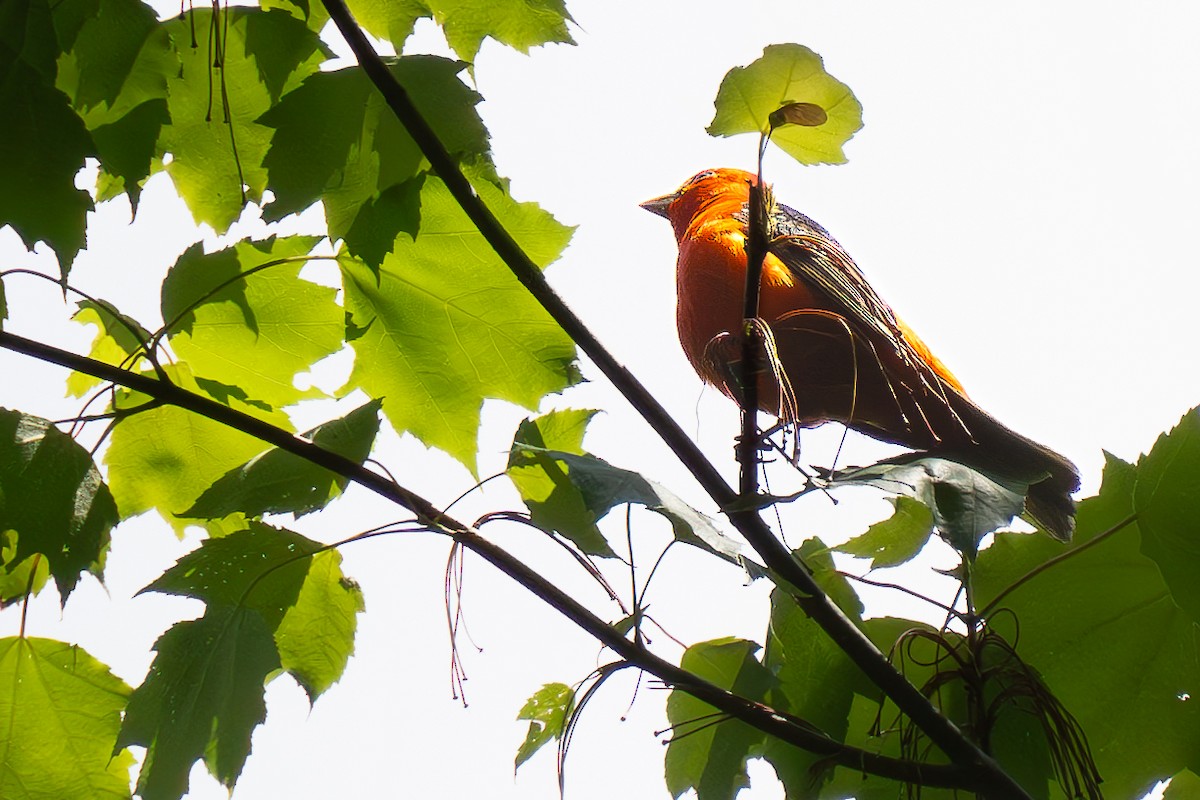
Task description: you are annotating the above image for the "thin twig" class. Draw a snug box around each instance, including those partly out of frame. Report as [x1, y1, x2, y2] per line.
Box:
[0, 328, 995, 791]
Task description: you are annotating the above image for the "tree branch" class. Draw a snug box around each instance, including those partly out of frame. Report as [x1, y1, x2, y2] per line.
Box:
[0, 328, 989, 791]
[317, 3, 1031, 795]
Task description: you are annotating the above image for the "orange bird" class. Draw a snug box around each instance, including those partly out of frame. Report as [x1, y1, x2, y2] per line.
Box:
[642, 168, 1079, 540]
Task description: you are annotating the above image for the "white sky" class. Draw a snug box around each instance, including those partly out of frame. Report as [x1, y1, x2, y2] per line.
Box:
[1, 1, 1197, 798]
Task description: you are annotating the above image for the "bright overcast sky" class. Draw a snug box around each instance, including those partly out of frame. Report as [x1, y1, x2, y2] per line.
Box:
[1, 1, 1197, 798]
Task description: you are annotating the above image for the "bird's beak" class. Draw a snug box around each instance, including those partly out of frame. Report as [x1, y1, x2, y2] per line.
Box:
[639, 192, 676, 219]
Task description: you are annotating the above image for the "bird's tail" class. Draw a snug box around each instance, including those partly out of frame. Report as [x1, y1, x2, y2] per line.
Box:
[939, 393, 1080, 541]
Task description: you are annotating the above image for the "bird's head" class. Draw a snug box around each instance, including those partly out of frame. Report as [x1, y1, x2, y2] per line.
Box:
[641, 168, 758, 239]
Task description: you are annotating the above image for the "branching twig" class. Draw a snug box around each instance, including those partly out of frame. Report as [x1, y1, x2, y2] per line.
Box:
[316, 2, 1031, 794]
[0, 328, 998, 792]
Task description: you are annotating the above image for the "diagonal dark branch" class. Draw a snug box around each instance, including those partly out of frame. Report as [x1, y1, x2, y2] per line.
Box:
[316, 3, 1031, 796]
[0, 328, 990, 791]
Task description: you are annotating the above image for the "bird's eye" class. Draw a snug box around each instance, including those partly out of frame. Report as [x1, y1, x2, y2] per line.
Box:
[684, 169, 719, 190]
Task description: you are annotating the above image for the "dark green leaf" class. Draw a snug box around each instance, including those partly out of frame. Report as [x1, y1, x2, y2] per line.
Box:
[0, 60, 95, 275]
[514, 682, 574, 771]
[0, 637, 133, 800]
[55, 0, 156, 111]
[831, 455, 1030, 559]
[339, 174, 576, 472]
[142, 522, 321, 628]
[160, 235, 341, 409]
[183, 400, 382, 519]
[118, 606, 281, 800]
[974, 454, 1200, 799]
[342, 176, 424, 266]
[274, 549, 363, 700]
[88, 98, 169, 211]
[1135, 408, 1200, 623]
[708, 44, 862, 165]
[665, 638, 773, 800]
[509, 446, 744, 566]
[0, 409, 117, 601]
[835, 495, 935, 569]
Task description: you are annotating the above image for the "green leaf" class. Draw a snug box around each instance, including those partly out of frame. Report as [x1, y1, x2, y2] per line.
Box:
[56, 7, 177, 213]
[707, 43, 863, 166]
[118, 606, 281, 800]
[508, 446, 744, 566]
[665, 638, 773, 800]
[506, 409, 612, 557]
[274, 549, 363, 700]
[54, 0, 157, 111]
[0, 530, 51, 606]
[183, 399, 382, 520]
[974, 454, 1200, 799]
[66, 298, 151, 397]
[0, 60, 95, 275]
[0, 637, 134, 800]
[1135, 408, 1200, 623]
[160, 235, 342, 409]
[342, 176, 424, 266]
[759, 583, 860, 796]
[259, 56, 491, 249]
[821, 617, 965, 800]
[835, 495, 935, 570]
[104, 365, 294, 526]
[345, 0, 574, 62]
[514, 682, 574, 771]
[0, 409, 117, 601]
[339, 174, 576, 472]
[87, 98, 169, 212]
[1166, 769, 1200, 799]
[142, 522, 321, 628]
[0, 278, 6, 330]
[831, 455, 1031, 559]
[160, 8, 326, 232]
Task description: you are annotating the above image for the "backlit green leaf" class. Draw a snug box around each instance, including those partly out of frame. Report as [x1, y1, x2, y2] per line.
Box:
[66, 298, 151, 397]
[708, 43, 862, 165]
[104, 365, 293, 526]
[507, 409, 611, 556]
[160, 8, 326, 232]
[275, 549, 363, 700]
[346, 0, 573, 62]
[161, 235, 340, 409]
[0, 637, 133, 800]
[339, 174, 575, 472]
[515, 682, 574, 771]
